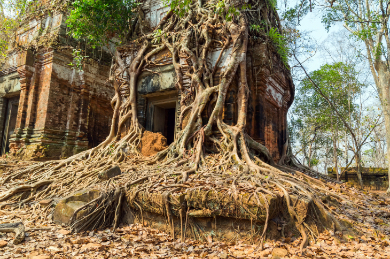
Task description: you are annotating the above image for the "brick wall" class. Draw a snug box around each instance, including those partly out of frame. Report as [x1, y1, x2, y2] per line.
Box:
[246, 43, 293, 163]
[4, 48, 114, 160]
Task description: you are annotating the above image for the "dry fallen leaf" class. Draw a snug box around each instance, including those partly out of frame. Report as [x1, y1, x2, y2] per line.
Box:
[207, 235, 213, 244]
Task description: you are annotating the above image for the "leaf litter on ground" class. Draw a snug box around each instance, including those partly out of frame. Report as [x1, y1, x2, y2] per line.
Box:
[0, 161, 390, 258]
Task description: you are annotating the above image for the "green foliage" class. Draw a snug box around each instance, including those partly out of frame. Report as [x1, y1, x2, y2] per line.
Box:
[321, 0, 385, 60]
[281, 0, 312, 26]
[152, 29, 162, 44]
[321, 0, 380, 34]
[164, 0, 250, 22]
[310, 158, 319, 166]
[267, 0, 277, 10]
[164, 0, 192, 17]
[66, 0, 138, 48]
[68, 49, 88, 71]
[250, 24, 262, 33]
[295, 62, 363, 129]
[268, 27, 289, 67]
[214, 0, 240, 22]
[0, 0, 34, 62]
[217, 1, 252, 22]
[291, 62, 366, 166]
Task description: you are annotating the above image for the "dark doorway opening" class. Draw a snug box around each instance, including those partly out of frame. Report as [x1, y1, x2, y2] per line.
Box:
[1, 97, 19, 155]
[165, 108, 176, 144]
[151, 101, 177, 145]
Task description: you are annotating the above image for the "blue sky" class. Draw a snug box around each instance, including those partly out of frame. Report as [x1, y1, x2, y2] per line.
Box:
[295, 9, 343, 71]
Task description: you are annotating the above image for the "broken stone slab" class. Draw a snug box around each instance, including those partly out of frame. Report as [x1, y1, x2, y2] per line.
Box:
[272, 248, 288, 259]
[98, 166, 121, 180]
[52, 189, 100, 225]
[39, 199, 53, 207]
[0, 222, 25, 245]
[0, 240, 6, 248]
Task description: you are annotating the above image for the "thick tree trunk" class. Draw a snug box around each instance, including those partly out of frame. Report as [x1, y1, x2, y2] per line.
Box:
[373, 61, 390, 193]
[344, 131, 348, 182]
[354, 151, 363, 188]
[303, 146, 308, 166]
[332, 128, 339, 182]
[308, 143, 312, 167]
[0, 4, 351, 251]
[383, 111, 390, 192]
[307, 129, 316, 168]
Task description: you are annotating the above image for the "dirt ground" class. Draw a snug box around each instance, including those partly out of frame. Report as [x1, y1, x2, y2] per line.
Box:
[1, 160, 390, 258]
[0, 203, 389, 259]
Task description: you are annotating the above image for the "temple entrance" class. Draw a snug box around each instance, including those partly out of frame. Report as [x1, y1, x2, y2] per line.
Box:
[153, 105, 176, 144]
[145, 92, 178, 145]
[1, 97, 19, 155]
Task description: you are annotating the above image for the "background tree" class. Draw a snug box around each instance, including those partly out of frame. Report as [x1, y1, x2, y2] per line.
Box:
[293, 57, 383, 187]
[364, 114, 387, 168]
[323, 0, 390, 191]
[292, 62, 363, 181]
[0, 0, 36, 62]
[66, 0, 138, 49]
[0, 0, 358, 249]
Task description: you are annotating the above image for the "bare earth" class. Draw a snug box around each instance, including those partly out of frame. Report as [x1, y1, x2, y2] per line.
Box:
[1, 160, 390, 258]
[0, 203, 390, 258]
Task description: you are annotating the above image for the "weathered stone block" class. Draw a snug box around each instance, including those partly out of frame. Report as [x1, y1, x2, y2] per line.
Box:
[272, 248, 288, 259]
[52, 189, 100, 225]
[98, 166, 121, 180]
[39, 199, 53, 207]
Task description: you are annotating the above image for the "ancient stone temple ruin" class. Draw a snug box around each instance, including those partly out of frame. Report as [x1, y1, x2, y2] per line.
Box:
[328, 167, 389, 190]
[0, 0, 294, 162]
[0, 9, 114, 160]
[130, 0, 294, 163]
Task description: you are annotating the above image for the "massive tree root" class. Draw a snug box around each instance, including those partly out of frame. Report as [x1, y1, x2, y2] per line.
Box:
[0, 0, 368, 251]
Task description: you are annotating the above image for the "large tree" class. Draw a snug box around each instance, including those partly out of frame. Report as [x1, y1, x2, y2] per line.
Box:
[0, 0, 24, 62]
[293, 62, 363, 180]
[0, 0, 364, 250]
[291, 61, 384, 186]
[323, 0, 390, 191]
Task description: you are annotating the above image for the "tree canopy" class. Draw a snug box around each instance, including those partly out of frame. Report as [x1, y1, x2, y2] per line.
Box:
[295, 62, 362, 126]
[291, 62, 363, 167]
[66, 0, 138, 48]
[0, 0, 29, 61]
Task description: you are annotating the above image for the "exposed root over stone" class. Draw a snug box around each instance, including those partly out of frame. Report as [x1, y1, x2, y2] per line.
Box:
[0, 222, 25, 245]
